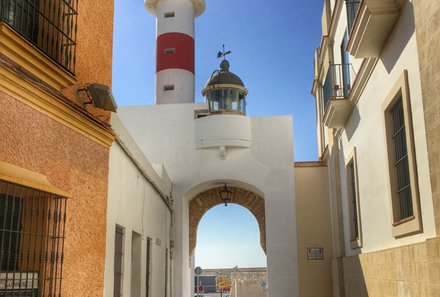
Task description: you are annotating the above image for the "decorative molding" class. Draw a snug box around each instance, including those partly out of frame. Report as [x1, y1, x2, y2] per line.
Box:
[0, 65, 115, 149]
[294, 161, 326, 168]
[0, 23, 76, 91]
[201, 83, 248, 96]
[0, 161, 70, 197]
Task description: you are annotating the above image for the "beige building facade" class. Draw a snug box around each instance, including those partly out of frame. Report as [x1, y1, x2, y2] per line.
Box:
[311, 0, 440, 296]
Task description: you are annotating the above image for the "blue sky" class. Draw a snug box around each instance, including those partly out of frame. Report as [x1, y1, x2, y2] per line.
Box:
[112, 0, 324, 268]
[195, 204, 266, 268]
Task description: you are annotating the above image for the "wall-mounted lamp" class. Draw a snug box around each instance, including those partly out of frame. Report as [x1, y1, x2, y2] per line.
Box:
[78, 83, 117, 112]
[219, 184, 232, 206]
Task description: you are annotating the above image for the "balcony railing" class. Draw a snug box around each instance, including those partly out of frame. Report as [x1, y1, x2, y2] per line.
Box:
[346, 0, 361, 36]
[322, 63, 356, 128]
[323, 63, 354, 109]
[0, 0, 78, 74]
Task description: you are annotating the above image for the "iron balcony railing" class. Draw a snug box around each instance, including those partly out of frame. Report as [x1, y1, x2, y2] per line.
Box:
[346, 0, 361, 36]
[322, 63, 355, 109]
[0, 0, 79, 74]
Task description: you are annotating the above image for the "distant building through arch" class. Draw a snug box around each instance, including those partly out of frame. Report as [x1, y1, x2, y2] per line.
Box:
[189, 186, 266, 258]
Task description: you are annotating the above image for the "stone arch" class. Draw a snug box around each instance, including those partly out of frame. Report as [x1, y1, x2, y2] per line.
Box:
[189, 186, 266, 258]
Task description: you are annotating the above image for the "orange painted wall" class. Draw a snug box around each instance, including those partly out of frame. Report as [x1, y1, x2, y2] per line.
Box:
[61, 0, 115, 122]
[0, 91, 110, 297]
[1, 0, 115, 295]
[75, 0, 114, 87]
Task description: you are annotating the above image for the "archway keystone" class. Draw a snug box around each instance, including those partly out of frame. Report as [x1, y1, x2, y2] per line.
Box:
[189, 186, 266, 257]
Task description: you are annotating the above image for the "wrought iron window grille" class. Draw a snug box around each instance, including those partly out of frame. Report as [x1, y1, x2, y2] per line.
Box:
[0, 179, 67, 297]
[391, 99, 413, 220]
[0, 0, 79, 74]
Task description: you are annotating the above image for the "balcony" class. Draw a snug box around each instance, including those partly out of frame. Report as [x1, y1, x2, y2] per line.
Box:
[346, 0, 405, 58]
[322, 63, 354, 128]
[0, 0, 78, 74]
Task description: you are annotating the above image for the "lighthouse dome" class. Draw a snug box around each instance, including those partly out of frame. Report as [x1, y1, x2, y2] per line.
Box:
[202, 60, 248, 115]
[204, 60, 245, 87]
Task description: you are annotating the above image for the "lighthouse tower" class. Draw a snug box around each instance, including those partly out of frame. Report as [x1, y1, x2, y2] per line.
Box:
[145, 0, 206, 104]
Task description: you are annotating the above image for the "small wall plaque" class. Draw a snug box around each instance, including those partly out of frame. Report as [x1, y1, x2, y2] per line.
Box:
[307, 247, 324, 260]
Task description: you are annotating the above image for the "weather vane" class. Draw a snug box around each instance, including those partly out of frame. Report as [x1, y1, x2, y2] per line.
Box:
[217, 44, 232, 60]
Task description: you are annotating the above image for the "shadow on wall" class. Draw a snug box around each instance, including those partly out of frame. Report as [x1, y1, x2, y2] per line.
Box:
[345, 106, 361, 142]
[342, 255, 368, 297]
[382, 2, 415, 73]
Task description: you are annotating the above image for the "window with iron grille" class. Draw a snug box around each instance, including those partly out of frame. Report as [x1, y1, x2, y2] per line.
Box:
[164, 248, 168, 297]
[0, 0, 78, 74]
[0, 179, 67, 297]
[383, 71, 421, 237]
[113, 226, 124, 297]
[345, 149, 362, 248]
[145, 237, 152, 297]
[348, 162, 358, 237]
[391, 99, 413, 220]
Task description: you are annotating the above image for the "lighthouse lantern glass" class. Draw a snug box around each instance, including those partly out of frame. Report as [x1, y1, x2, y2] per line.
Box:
[206, 89, 246, 115]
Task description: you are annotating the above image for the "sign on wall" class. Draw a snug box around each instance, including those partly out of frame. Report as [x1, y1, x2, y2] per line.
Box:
[216, 276, 231, 292]
[307, 247, 324, 260]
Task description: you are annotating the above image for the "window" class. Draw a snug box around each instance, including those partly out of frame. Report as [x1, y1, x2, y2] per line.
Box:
[146, 238, 152, 297]
[114, 225, 124, 297]
[346, 0, 360, 36]
[345, 148, 362, 248]
[205, 88, 247, 115]
[164, 248, 168, 297]
[391, 100, 413, 219]
[0, 179, 67, 297]
[383, 70, 422, 237]
[164, 12, 175, 18]
[340, 30, 351, 98]
[164, 48, 176, 55]
[131, 232, 141, 297]
[0, 0, 79, 73]
[194, 109, 209, 119]
[1, 0, 39, 43]
[163, 85, 174, 91]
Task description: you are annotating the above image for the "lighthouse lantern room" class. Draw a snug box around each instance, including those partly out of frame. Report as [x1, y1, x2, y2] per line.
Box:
[202, 59, 248, 115]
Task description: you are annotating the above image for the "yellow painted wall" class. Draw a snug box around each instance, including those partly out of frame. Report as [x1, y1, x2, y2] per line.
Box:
[61, 0, 115, 123]
[295, 162, 334, 297]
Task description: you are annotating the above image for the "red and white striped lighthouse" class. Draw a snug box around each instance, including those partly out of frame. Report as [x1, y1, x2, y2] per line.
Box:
[145, 0, 205, 104]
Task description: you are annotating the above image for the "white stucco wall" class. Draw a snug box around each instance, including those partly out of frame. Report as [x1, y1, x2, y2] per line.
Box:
[335, 2, 435, 256]
[117, 103, 298, 297]
[104, 115, 173, 297]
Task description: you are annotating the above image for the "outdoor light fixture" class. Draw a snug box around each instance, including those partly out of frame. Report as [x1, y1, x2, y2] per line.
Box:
[79, 83, 117, 112]
[219, 183, 232, 206]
